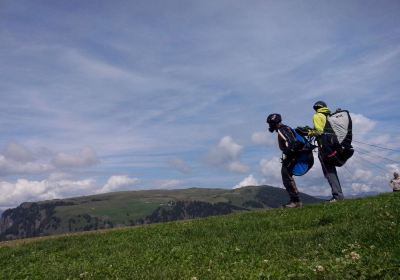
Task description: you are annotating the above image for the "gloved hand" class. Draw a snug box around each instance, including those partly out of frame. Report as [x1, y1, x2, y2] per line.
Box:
[307, 129, 321, 137]
[295, 126, 312, 136]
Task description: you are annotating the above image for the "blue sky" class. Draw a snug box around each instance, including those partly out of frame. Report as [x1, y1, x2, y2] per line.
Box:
[0, 0, 400, 209]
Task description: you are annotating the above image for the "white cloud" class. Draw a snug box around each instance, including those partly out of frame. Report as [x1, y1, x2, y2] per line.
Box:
[0, 174, 143, 209]
[251, 131, 274, 146]
[351, 183, 371, 193]
[260, 157, 282, 181]
[207, 136, 249, 173]
[215, 136, 243, 161]
[168, 158, 192, 174]
[98, 175, 140, 194]
[233, 174, 260, 189]
[0, 178, 97, 209]
[52, 147, 100, 168]
[387, 164, 400, 174]
[351, 113, 377, 136]
[352, 168, 373, 181]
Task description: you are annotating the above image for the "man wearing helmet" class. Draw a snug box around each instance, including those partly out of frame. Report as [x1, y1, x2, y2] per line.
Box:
[390, 172, 400, 192]
[309, 101, 344, 202]
[266, 113, 303, 208]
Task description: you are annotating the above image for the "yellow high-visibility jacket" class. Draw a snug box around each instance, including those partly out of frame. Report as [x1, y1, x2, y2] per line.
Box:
[308, 107, 331, 136]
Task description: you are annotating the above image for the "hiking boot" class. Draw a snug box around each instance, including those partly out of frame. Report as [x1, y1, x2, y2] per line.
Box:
[283, 201, 303, 208]
[328, 198, 337, 203]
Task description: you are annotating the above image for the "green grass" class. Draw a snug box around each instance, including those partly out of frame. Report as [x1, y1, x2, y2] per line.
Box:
[56, 200, 161, 223]
[1, 193, 399, 279]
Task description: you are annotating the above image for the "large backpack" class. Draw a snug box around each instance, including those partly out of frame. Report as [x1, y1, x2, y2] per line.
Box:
[320, 109, 354, 167]
[291, 128, 315, 176]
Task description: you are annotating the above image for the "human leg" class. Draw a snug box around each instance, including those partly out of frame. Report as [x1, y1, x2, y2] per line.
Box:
[281, 162, 301, 203]
[319, 155, 344, 200]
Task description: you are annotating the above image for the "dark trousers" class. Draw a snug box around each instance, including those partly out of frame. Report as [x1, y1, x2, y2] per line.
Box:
[319, 153, 344, 200]
[281, 157, 300, 202]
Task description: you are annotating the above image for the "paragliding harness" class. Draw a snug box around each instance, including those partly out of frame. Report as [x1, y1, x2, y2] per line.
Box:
[317, 109, 354, 167]
[279, 126, 317, 176]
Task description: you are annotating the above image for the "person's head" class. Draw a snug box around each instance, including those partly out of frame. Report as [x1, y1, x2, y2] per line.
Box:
[313, 101, 327, 111]
[266, 113, 282, 133]
[394, 172, 399, 179]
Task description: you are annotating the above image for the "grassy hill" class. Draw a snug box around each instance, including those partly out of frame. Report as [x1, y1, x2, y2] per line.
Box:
[0, 193, 399, 279]
[0, 186, 321, 240]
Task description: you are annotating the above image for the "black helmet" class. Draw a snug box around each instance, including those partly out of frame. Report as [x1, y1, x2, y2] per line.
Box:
[313, 101, 327, 111]
[266, 113, 282, 132]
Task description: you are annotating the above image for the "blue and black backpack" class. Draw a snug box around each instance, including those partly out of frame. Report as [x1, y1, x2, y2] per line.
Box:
[290, 128, 315, 176]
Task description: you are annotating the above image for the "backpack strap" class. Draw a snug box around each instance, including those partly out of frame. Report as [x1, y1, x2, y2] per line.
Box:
[278, 125, 299, 154]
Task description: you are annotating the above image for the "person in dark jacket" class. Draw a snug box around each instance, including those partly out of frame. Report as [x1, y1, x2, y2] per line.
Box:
[308, 101, 344, 202]
[267, 113, 303, 208]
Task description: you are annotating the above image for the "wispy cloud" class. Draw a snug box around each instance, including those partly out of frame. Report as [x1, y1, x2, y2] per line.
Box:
[0, 143, 99, 177]
[168, 158, 192, 175]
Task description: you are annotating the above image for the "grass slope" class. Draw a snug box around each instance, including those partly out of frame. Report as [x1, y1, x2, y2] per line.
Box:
[1, 193, 399, 280]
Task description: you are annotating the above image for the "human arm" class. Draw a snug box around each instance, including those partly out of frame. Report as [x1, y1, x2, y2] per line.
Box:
[308, 113, 326, 136]
[278, 126, 301, 155]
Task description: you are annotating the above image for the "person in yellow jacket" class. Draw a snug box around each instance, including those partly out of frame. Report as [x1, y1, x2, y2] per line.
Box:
[309, 101, 344, 202]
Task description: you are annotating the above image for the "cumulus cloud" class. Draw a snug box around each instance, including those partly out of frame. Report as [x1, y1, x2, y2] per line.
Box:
[352, 168, 374, 181]
[207, 136, 249, 173]
[0, 174, 142, 209]
[251, 131, 275, 146]
[98, 175, 140, 194]
[351, 113, 377, 136]
[260, 157, 282, 181]
[351, 183, 371, 193]
[349, 114, 399, 159]
[0, 178, 97, 209]
[52, 147, 100, 168]
[168, 158, 192, 174]
[233, 174, 260, 189]
[387, 164, 400, 174]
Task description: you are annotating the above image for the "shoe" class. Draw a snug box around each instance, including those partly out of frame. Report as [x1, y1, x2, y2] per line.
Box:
[328, 198, 337, 203]
[283, 201, 303, 208]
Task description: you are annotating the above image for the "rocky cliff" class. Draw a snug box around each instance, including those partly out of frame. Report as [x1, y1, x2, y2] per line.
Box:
[0, 201, 73, 240]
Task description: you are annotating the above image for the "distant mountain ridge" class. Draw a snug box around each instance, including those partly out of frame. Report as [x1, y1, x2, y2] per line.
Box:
[0, 185, 322, 241]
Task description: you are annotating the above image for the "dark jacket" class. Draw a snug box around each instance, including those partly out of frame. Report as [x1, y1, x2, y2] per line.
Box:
[277, 125, 300, 155]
